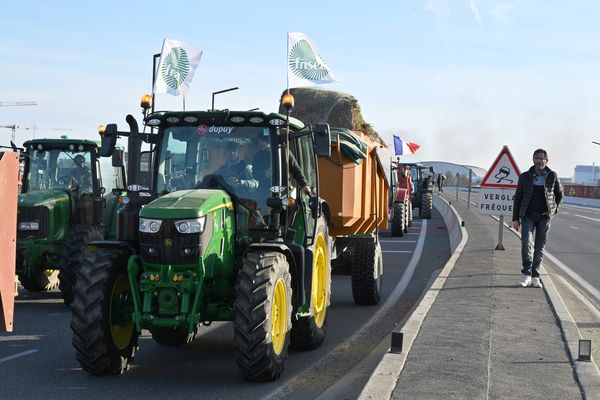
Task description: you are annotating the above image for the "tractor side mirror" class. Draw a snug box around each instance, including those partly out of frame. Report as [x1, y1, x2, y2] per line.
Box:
[99, 124, 118, 157]
[112, 148, 124, 167]
[314, 123, 331, 157]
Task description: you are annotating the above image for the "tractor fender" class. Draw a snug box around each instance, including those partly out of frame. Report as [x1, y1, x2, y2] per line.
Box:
[394, 188, 409, 203]
[246, 242, 307, 310]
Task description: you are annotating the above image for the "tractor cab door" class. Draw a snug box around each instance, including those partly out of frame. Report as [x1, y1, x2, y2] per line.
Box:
[98, 152, 126, 237]
[288, 133, 318, 246]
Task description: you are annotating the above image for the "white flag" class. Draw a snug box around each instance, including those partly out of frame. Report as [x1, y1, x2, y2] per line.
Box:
[153, 38, 203, 96]
[287, 32, 336, 88]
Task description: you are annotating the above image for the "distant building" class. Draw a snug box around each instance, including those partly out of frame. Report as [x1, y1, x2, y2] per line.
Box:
[574, 165, 600, 185]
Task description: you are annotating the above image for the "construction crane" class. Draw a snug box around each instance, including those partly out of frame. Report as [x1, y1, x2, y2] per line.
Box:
[0, 124, 73, 144]
[0, 101, 37, 107]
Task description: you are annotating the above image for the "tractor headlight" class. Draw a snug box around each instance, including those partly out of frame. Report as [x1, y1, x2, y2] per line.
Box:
[139, 218, 162, 233]
[18, 221, 40, 231]
[174, 217, 206, 234]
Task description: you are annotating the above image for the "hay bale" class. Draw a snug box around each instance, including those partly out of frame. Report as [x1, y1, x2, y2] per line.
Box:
[278, 88, 383, 145]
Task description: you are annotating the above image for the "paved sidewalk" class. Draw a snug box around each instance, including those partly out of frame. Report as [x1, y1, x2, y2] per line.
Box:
[390, 195, 583, 399]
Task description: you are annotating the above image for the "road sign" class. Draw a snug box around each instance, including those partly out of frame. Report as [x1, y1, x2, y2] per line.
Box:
[478, 188, 515, 216]
[480, 146, 520, 188]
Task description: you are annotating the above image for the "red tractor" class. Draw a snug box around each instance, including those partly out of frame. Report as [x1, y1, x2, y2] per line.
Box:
[389, 161, 413, 236]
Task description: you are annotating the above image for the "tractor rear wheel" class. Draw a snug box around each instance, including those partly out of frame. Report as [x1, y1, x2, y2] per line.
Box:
[351, 239, 383, 305]
[290, 218, 331, 350]
[391, 203, 405, 237]
[18, 269, 59, 292]
[71, 247, 138, 375]
[234, 251, 292, 382]
[421, 192, 433, 219]
[58, 225, 104, 305]
[150, 326, 197, 346]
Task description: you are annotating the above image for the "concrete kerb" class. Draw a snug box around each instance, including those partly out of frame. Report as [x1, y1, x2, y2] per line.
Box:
[357, 194, 467, 400]
[492, 215, 600, 400]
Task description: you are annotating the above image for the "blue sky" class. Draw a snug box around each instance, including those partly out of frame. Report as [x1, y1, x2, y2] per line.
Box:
[2, 0, 600, 177]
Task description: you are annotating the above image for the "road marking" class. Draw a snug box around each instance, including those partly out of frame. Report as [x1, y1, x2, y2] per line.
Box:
[0, 349, 39, 364]
[575, 214, 600, 222]
[379, 240, 417, 243]
[544, 251, 600, 303]
[569, 225, 579, 230]
[382, 250, 412, 253]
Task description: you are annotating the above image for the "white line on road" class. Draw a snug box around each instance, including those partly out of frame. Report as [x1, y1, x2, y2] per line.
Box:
[544, 251, 600, 303]
[0, 349, 39, 364]
[569, 226, 580, 230]
[575, 214, 600, 222]
[379, 240, 417, 243]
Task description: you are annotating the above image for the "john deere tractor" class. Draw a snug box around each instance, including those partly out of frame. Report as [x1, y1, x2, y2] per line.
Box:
[71, 97, 333, 381]
[16, 138, 126, 304]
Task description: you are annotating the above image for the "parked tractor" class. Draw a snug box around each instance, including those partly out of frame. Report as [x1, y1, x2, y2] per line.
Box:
[16, 138, 125, 304]
[71, 95, 334, 381]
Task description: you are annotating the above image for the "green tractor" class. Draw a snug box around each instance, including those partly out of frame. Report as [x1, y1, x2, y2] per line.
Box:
[405, 162, 434, 219]
[71, 102, 333, 381]
[16, 138, 126, 304]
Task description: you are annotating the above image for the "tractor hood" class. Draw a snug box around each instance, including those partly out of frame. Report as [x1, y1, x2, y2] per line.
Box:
[140, 189, 233, 220]
[18, 190, 70, 208]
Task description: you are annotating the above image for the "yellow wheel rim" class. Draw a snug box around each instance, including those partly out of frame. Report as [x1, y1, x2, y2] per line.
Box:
[44, 269, 58, 278]
[312, 233, 329, 328]
[271, 278, 288, 355]
[110, 275, 135, 350]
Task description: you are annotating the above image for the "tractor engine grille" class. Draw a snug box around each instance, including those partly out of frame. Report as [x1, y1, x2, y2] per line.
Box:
[17, 206, 49, 239]
[139, 220, 201, 265]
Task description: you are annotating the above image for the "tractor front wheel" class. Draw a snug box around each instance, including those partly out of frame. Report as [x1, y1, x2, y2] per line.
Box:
[234, 251, 292, 382]
[71, 247, 138, 375]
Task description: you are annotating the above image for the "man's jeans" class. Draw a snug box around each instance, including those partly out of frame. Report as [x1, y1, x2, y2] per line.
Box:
[521, 211, 551, 278]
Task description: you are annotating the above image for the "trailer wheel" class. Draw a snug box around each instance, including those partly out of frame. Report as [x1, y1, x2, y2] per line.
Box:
[150, 326, 197, 346]
[391, 203, 405, 237]
[291, 218, 331, 349]
[351, 239, 383, 305]
[421, 192, 432, 219]
[234, 251, 292, 382]
[71, 248, 138, 375]
[18, 269, 59, 292]
[58, 225, 104, 305]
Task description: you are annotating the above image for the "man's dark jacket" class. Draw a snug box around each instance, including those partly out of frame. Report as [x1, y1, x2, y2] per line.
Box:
[512, 165, 563, 221]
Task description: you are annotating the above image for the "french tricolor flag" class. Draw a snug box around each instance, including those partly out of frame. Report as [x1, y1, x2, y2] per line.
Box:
[393, 135, 420, 156]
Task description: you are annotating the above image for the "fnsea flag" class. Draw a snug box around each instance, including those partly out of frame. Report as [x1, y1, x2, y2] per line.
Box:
[393, 135, 420, 155]
[153, 38, 203, 96]
[287, 32, 336, 88]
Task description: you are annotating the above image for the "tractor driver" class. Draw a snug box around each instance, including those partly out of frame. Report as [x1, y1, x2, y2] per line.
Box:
[70, 154, 91, 191]
[214, 141, 258, 195]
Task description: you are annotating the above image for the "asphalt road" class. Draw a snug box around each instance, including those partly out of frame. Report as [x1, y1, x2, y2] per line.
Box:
[0, 210, 451, 400]
[545, 203, 600, 294]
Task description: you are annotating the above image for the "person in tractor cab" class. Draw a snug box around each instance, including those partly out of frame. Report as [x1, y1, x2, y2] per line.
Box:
[69, 154, 91, 191]
[215, 141, 259, 195]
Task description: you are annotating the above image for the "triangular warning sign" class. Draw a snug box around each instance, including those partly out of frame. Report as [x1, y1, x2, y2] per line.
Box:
[480, 146, 521, 188]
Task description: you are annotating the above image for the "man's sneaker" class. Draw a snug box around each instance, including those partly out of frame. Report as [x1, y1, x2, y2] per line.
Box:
[532, 277, 543, 288]
[520, 274, 532, 287]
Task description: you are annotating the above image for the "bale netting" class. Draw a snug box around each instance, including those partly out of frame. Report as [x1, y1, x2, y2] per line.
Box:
[278, 88, 384, 146]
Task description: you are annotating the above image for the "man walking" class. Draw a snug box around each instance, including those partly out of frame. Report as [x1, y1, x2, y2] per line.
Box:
[512, 149, 563, 288]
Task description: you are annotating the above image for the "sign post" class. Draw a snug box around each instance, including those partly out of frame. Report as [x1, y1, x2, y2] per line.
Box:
[478, 146, 521, 250]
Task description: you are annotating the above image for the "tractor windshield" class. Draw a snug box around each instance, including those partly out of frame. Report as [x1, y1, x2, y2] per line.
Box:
[24, 149, 93, 193]
[156, 125, 275, 223]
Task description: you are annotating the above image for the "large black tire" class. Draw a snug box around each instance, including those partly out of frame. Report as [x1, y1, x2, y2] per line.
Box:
[290, 218, 331, 350]
[150, 326, 197, 346]
[420, 192, 433, 219]
[234, 251, 292, 382]
[18, 269, 59, 292]
[351, 239, 383, 305]
[71, 248, 138, 375]
[391, 203, 405, 237]
[58, 225, 104, 305]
